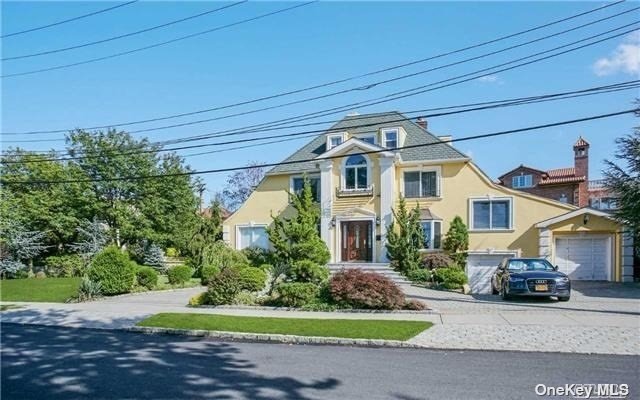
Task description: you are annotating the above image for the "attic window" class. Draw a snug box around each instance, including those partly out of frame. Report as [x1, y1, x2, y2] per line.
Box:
[382, 128, 398, 148]
[327, 134, 343, 150]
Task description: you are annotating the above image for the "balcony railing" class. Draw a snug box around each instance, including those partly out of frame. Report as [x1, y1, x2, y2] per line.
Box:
[588, 179, 607, 190]
[336, 184, 375, 198]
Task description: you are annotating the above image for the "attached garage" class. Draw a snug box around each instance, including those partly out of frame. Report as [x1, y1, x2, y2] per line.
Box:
[554, 236, 611, 281]
[467, 253, 517, 294]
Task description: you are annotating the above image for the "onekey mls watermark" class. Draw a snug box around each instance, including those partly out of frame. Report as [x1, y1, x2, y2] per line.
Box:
[535, 384, 630, 398]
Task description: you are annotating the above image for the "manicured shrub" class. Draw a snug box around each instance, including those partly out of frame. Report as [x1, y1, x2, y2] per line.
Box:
[45, 254, 84, 277]
[421, 253, 455, 270]
[329, 269, 405, 310]
[167, 265, 194, 285]
[35, 271, 46, 279]
[200, 264, 221, 286]
[433, 266, 468, 290]
[277, 282, 319, 307]
[238, 267, 267, 292]
[407, 269, 431, 283]
[233, 290, 258, 306]
[206, 268, 241, 305]
[88, 246, 136, 295]
[259, 263, 274, 272]
[241, 246, 273, 267]
[75, 276, 103, 302]
[203, 241, 248, 270]
[136, 266, 158, 290]
[287, 260, 329, 284]
[165, 247, 180, 258]
[188, 292, 207, 306]
[404, 299, 427, 310]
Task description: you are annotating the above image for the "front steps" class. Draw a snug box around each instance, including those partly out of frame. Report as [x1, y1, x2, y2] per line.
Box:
[327, 263, 411, 285]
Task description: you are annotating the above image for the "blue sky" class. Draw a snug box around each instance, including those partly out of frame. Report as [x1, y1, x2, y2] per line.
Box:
[2, 1, 639, 201]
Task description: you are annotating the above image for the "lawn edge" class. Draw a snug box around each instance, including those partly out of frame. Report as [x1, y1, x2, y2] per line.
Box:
[128, 325, 426, 348]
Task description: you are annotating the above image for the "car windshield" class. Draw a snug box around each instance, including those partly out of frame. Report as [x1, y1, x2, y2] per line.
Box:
[507, 259, 554, 271]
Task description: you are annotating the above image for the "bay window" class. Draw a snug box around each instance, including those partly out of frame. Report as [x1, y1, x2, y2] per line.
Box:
[420, 220, 442, 249]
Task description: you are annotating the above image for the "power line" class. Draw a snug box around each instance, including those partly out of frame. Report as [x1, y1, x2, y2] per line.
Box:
[0, 1, 317, 79]
[2, 2, 248, 61]
[1, 1, 139, 39]
[2, 109, 635, 185]
[3, 82, 637, 163]
[1, 0, 626, 134]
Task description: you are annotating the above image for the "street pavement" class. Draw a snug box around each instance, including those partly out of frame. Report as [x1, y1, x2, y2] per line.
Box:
[1, 282, 638, 354]
[2, 324, 638, 400]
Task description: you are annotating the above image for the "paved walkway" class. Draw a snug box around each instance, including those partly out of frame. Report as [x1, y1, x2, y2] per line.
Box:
[2, 282, 639, 355]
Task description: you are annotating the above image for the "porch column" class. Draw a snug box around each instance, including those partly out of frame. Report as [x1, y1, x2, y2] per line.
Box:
[319, 160, 334, 262]
[538, 228, 551, 259]
[379, 156, 395, 262]
[621, 227, 635, 282]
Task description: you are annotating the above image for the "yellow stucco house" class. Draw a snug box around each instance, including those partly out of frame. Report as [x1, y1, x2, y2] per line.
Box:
[223, 112, 634, 293]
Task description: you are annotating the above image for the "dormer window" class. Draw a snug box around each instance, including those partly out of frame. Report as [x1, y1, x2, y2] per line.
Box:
[327, 134, 344, 150]
[382, 128, 398, 148]
[512, 174, 533, 188]
[360, 136, 375, 144]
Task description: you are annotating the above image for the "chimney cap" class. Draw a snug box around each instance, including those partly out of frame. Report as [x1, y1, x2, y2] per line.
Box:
[573, 136, 590, 148]
[346, 111, 360, 117]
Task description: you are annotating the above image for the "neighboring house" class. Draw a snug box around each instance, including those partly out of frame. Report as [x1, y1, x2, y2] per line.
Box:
[497, 137, 619, 210]
[223, 112, 634, 292]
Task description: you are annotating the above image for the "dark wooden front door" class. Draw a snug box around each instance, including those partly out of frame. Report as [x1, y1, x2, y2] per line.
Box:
[341, 221, 373, 262]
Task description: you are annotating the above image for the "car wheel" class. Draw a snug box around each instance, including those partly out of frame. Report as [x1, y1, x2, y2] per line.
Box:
[501, 284, 511, 300]
[492, 286, 499, 295]
[558, 296, 570, 302]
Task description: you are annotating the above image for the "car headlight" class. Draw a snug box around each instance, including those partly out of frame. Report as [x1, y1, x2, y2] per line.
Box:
[556, 277, 570, 283]
[509, 277, 525, 282]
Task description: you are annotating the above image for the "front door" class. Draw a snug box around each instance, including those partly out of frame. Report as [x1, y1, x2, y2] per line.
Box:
[341, 221, 373, 262]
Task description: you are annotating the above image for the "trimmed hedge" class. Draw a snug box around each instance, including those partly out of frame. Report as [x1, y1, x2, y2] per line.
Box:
[433, 267, 468, 290]
[329, 269, 405, 310]
[407, 269, 431, 283]
[136, 266, 158, 290]
[45, 254, 84, 278]
[167, 265, 193, 285]
[88, 247, 136, 295]
[287, 260, 329, 284]
[238, 267, 267, 292]
[277, 282, 319, 307]
[200, 264, 220, 286]
[206, 268, 241, 305]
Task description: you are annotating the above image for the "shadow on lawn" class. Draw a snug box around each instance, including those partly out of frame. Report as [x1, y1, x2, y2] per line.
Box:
[1, 321, 340, 400]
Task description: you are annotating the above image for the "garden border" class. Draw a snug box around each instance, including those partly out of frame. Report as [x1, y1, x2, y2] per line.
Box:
[191, 304, 439, 314]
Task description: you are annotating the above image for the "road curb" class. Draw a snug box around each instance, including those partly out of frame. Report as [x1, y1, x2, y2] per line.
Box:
[128, 326, 425, 349]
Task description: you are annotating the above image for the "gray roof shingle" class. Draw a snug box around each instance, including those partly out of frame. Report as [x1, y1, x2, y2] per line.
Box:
[267, 111, 468, 175]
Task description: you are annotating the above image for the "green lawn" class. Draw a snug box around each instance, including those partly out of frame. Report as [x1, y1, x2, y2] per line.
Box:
[137, 313, 432, 341]
[0, 277, 81, 302]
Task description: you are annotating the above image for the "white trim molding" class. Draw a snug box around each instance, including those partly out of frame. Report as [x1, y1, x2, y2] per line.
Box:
[235, 222, 269, 250]
[316, 137, 393, 159]
[400, 165, 442, 199]
[468, 195, 515, 231]
[379, 155, 396, 262]
[340, 153, 372, 191]
[319, 160, 333, 259]
[326, 132, 346, 151]
[535, 207, 615, 228]
[381, 127, 400, 148]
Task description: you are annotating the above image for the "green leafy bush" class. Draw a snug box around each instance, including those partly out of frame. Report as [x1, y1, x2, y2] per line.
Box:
[329, 269, 405, 310]
[277, 282, 319, 307]
[88, 246, 136, 295]
[75, 276, 103, 302]
[206, 268, 241, 305]
[188, 292, 207, 306]
[404, 299, 427, 310]
[238, 267, 267, 292]
[203, 241, 248, 270]
[167, 265, 193, 285]
[287, 260, 329, 284]
[233, 290, 258, 305]
[421, 253, 455, 270]
[259, 263, 274, 272]
[45, 254, 84, 277]
[200, 264, 221, 286]
[241, 246, 273, 267]
[433, 267, 468, 290]
[35, 271, 46, 279]
[165, 247, 180, 257]
[407, 269, 431, 283]
[136, 266, 158, 290]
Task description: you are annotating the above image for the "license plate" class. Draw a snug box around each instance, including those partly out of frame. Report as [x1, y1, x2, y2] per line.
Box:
[535, 284, 548, 291]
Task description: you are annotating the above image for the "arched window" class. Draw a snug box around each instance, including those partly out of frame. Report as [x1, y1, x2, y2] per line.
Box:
[345, 154, 368, 190]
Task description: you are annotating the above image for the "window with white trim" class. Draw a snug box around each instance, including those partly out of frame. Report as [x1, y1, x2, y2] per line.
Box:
[512, 174, 533, 188]
[291, 176, 320, 202]
[238, 226, 269, 249]
[471, 198, 512, 230]
[344, 154, 368, 190]
[420, 220, 442, 249]
[327, 134, 343, 150]
[382, 129, 398, 148]
[404, 171, 438, 198]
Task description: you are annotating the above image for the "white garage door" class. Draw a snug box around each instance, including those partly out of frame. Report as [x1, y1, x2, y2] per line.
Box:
[467, 254, 515, 294]
[554, 236, 611, 281]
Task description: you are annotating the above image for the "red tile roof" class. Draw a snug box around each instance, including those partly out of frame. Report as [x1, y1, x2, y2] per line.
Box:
[574, 136, 590, 147]
[538, 167, 585, 186]
[546, 167, 575, 178]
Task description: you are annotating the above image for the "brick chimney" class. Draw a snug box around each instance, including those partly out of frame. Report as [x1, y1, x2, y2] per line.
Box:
[573, 136, 590, 207]
[416, 117, 428, 130]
